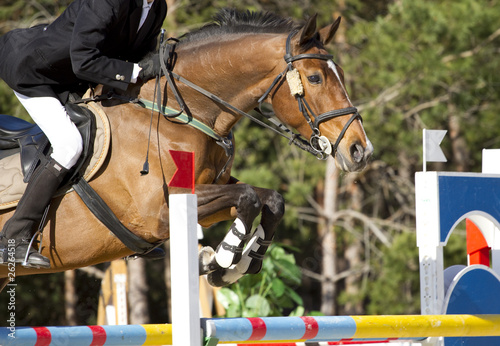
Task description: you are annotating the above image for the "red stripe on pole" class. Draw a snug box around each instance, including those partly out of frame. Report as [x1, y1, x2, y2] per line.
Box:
[300, 316, 319, 340]
[247, 317, 267, 340]
[33, 327, 51, 346]
[89, 325, 107, 346]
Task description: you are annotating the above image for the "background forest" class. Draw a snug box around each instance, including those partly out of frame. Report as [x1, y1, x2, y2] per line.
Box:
[1, 0, 500, 326]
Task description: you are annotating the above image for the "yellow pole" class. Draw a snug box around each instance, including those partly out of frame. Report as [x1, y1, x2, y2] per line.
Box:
[352, 315, 500, 338]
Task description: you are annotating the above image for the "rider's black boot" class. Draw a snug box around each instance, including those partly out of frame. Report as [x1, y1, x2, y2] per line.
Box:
[0, 158, 68, 268]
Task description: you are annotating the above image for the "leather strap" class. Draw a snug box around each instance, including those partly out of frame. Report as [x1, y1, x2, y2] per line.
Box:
[73, 178, 161, 254]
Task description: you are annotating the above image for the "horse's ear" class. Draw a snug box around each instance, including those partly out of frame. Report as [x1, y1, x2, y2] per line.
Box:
[319, 16, 341, 46]
[298, 14, 318, 46]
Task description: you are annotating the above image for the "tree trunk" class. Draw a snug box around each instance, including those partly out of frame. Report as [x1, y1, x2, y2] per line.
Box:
[320, 157, 338, 315]
[128, 258, 150, 324]
[64, 270, 78, 325]
[342, 176, 364, 315]
[165, 0, 178, 37]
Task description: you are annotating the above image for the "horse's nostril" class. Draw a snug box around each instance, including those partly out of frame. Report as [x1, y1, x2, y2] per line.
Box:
[350, 143, 364, 163]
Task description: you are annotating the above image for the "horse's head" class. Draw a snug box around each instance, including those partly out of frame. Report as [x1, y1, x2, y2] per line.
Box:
[268, 15, 373, 172]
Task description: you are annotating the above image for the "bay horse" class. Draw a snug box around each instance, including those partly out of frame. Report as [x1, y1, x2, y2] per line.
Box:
[0, 9, 372, 288]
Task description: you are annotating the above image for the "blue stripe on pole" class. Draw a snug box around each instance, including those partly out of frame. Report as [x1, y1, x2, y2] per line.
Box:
[47, 326, 94, 345]
[313, 316, 357, 341]
[1, 327, 37, 346]
[204, 318, 254, 341]
[101, 325, 147, 345]
[260, 317, 307, 340]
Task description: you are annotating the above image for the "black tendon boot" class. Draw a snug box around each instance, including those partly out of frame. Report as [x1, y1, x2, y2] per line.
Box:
[0, 158, 68, 268]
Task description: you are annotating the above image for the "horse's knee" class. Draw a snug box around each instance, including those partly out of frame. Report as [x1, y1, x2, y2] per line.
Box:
[237, 184, 262, 220]
[261, 190, 285, 223]
[269, 190, 285, 218]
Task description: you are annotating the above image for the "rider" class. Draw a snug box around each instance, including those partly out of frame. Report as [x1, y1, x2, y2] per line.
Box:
[0, 0, 166, 268]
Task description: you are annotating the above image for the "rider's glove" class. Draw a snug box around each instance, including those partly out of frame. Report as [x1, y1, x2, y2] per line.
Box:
[138, 53, 161, 81]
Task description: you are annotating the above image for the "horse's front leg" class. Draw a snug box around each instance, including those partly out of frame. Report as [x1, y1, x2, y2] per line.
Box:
[236, 186, 285, 273]
[194, 183, 262, 278]
[194, 182, 285, 287]
[212, 186, 285, 286]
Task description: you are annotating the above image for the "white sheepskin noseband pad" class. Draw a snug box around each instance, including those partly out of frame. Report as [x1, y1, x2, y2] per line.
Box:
[286, 68, 304, 96]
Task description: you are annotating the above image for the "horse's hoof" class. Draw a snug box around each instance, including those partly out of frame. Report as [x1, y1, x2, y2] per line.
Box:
[207, 269, 229, 287]
[199, 246, 219, 275]
[207, 266, 244, 287]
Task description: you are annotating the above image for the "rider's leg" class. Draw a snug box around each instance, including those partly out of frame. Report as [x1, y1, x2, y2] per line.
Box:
[0, 93, 82, 268]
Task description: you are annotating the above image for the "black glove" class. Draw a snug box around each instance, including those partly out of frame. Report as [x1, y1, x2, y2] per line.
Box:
[138, 53, 161, 81]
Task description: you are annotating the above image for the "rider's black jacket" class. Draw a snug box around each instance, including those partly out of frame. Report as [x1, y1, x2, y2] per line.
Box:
[0, 0, 167, 102]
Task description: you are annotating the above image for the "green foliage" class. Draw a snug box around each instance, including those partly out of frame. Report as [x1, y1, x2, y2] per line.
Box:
[346, 0, 500, 170]
[216, 244, 305, 317]
[363, 232, 420, 315]
[0, 0, 72, 34]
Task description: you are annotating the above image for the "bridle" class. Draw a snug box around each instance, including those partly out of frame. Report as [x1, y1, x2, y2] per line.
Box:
[257, 29, 362, 157]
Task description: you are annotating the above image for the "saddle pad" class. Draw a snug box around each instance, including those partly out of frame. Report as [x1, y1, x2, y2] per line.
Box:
[0, 99, 111, 210]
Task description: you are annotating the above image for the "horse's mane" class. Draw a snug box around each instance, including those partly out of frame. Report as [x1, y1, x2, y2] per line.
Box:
[179, 9, 300, 45]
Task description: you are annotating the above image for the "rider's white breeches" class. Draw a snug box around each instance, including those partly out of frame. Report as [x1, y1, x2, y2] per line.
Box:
[14, 91, 83, 169]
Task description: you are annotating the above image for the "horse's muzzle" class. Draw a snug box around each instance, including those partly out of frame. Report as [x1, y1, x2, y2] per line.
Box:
[336, 139, 373, 172]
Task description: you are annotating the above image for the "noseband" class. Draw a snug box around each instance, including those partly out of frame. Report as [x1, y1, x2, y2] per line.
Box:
[258, 30, 362, 158]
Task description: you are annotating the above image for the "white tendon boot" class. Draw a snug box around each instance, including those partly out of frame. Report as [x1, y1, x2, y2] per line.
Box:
[215, 218, 249, 268]
[235, 224, 271, 274]
[216, 225, 271, 285]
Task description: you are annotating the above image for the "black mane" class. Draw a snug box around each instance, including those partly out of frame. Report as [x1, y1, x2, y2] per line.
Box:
[179, 9, 300, 45]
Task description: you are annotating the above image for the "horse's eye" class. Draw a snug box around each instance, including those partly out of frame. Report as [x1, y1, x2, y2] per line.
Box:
[307, 74, 322, 84]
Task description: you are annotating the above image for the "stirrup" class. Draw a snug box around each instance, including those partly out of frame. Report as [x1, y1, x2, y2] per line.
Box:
[22, 204, 50, 269]
[21, 230, 44, 268]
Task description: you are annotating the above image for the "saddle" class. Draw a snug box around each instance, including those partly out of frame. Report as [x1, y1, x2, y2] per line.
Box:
[0, 95, 160, 255]
[0, 100, 110, 209]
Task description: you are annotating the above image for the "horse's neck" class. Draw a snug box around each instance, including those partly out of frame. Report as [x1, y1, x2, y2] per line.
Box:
[171, 35, 286, 136]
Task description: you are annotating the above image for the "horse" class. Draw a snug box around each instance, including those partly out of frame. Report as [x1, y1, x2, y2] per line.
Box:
[0, 9, 373, 289]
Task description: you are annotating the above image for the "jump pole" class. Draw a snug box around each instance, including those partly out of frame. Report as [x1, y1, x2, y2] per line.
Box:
[201, 314, 500, 344]
[0, 324, 173, 346]
[169, 193, 201, 346]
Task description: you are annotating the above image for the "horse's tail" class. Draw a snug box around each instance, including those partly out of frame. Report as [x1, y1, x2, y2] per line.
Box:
[0, 277, 8, 293]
